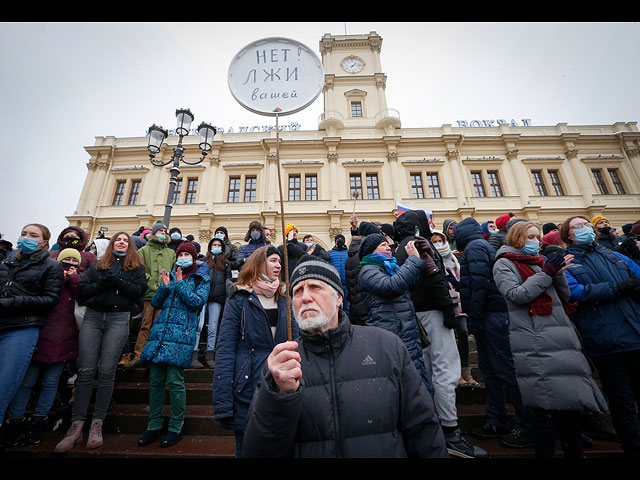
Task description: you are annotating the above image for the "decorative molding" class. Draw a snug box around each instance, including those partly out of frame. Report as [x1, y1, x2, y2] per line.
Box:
[445, 149, 459, 161]
[506, 149, 519, 161]
[198, 229, 212, 243]
[327, 153, 338, 163]
[328, 226, 343, 239]
[565, 149, 579, 160]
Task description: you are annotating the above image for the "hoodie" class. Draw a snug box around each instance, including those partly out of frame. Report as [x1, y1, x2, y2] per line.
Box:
[49, 226, 97, 271]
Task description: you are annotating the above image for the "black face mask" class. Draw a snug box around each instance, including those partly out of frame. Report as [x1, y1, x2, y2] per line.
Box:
[598, 226, 612, 235]
[60, 261, 76, 270]
[62, 236, 81, 245]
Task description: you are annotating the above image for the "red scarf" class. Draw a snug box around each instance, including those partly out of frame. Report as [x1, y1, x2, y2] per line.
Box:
[501, 252, 553, 316]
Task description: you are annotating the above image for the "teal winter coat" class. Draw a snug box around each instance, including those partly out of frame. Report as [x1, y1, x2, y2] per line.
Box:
[141, 263, 210, 368]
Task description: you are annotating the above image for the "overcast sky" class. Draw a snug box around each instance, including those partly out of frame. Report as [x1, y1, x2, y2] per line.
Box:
[1, 21, 639, 245]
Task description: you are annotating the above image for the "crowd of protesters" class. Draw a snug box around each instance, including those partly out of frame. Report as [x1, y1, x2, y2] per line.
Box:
[1, 212, 639, 458]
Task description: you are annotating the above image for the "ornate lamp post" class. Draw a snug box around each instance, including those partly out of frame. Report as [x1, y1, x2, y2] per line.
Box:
[147, 108, 216, 229]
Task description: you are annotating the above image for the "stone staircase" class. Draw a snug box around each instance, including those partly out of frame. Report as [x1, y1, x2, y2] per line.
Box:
[1, 338, 627, 459]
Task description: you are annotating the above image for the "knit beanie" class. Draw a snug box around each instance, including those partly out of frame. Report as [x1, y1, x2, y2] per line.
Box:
[57, 248, 82, 263]
[380, 223, 395, 240]
[622, 223, 633, 235]
[334, 234, 346, 243]
[170, 227, 182, 236]
[495, 213, 513, 230]
[290, 256, 344, 297]
[357, 221, 380, 237]
[176, 241, 198, 261]
[141, 229, 152, 238]
[214, 226, 229, 239]
[358, 233, 387, 259]
[506, 217, 527, 232]
[542, 231, 562, 246]
[542, 223, 558, 235]
[285, 223, 298, 237]
[590, 215, 608, 227]
[152, 221, 167, 235]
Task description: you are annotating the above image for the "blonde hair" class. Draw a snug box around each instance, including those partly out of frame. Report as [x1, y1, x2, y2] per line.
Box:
[506, 221, 539, 249]
[16, 223, 51, 259]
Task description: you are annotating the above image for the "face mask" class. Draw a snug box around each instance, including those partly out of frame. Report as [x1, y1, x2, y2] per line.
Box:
[574, 227, 596, 245]
[156, 234, 166, 241]
[489, 229, 497, 235]
[305, 242, 314, 248]
[62, 236, 80, 245]
[60, 261, 76, 270]
[17, 237, 40, 254]
[598, 226, 611, 234]
[210, 247, 222, 255]
[522, 240, 539, 255]
[377, 250, 393, 259]
[176, 258, 193, 268]
[432, 242, 443, 249]
[215, 233, 225, 240]
[251, 231, 261, 241]
[171, 233, 181, 240]
[113, 250, 127, 257]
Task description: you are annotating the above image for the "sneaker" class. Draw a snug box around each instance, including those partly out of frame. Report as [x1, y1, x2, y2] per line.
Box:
[471, 423, 510, 439]
[500, 428, 534, 448]
[159, 431, 183, 448]
[124, 356, 145, 369]
[138, 429, 163, 447]
[19, 415, 45, 446]
[445, 429, 489, 458]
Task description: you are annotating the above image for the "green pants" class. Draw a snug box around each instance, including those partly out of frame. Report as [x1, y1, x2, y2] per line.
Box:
[148, 363, 185, 434]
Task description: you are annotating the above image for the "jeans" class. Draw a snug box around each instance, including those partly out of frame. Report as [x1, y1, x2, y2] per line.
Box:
[592, 350, 640, 456]
[148, 363, 186, 434]
[532, 409, 583, 458]
[0, 328, 39, 424]
[194, 302, 222, 352]
[71, 309, 129, 422]
[475, 311, 533, 435]
[9, 361, 66, 419]
[419, 310, 461, 428]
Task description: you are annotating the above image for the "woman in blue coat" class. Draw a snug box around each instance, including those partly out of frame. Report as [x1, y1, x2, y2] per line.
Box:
[213, 245, 299, 457]
[138, 242, 210, 448]
[560, 215, 640, 457]
[357, 233, 434, 396]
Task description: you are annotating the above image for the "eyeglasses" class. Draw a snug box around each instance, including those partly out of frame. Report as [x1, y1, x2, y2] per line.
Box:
[569, 222, 593, 231]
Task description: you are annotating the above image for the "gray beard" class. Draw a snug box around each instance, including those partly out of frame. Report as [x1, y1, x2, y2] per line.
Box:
[295, 304, 337, 334]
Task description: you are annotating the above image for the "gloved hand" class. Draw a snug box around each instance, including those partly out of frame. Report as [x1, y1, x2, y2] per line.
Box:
[617, 277, 640, 296]
[442, 307, 458, 329]
[541, 252, 566, 276]
[413, 236, 439, 275]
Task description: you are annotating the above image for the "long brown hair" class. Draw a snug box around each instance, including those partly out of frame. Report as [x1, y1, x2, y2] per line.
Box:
[96, 231, 145, 271]
[16, 223, 51, 260]
[205, 237, 226, 271]
[233, 245, 284, 300]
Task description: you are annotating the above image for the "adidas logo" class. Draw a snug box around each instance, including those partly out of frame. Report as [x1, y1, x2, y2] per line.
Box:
[361, 355, 376, 366]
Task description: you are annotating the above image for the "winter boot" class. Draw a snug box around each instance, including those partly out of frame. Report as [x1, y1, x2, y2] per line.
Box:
[86, 418, 104, 449]
[204, 350, 215, 368]
[19, 415, 45, 446]
[190, 351, 204, 369]
[54, 420, 84, 452]
[0, 418, 23, 448]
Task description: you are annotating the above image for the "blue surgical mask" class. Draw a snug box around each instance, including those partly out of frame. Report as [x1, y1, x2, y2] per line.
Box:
[305, 242, 313, 248]
[113, 250, 127, 257]
[522, 240, 539, 255]
[171, 233, 181, 240]
[176, 258, 193, 268]
[156, 234, 166, 241]
[17, 237, 40, 254]
[574, 227, 596, 245]
[210, 247, 222, 255]
[215, 233, 225, 241]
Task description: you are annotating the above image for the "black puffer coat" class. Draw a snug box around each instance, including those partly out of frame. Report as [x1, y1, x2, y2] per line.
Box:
[243, 311, 448, 458]
[0, 249, 64, 332]
[344, 237, 366, 325]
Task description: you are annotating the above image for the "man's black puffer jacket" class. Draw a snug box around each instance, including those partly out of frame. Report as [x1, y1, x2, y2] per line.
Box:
[242, 311, 448, 458]
[0, 249, 64, 332]
[344, 237, 367, 325]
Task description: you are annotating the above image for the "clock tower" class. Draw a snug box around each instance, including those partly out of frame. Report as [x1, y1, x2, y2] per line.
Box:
[319, 31, 401, 135]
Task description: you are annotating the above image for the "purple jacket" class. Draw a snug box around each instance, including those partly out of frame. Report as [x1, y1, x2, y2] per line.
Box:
[31, 273, 80, 364]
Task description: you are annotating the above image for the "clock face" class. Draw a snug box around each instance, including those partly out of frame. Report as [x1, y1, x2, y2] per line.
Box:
[341, 56, 364, 73]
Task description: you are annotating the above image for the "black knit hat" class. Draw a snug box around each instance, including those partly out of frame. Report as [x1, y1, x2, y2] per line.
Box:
[380, 223, 395, 240]
[358, 233, 387, 259]
[542, 222, 558, 235]
[290, 256, 344, 297]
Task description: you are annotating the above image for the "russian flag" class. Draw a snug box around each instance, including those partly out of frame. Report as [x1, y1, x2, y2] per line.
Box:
[396, 202, 435, 229]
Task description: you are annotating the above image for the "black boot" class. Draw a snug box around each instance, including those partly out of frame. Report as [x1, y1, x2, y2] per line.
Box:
[19, 415, 45, 446]
[0, 418, 23, 449]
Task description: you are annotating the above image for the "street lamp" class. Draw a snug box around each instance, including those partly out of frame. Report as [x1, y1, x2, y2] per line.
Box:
[147, 108, 216, 229]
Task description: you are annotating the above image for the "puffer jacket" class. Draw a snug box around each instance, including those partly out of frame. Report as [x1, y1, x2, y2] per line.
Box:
[344, 238, 366, 325]
[358, 254, 431, 388]
[242, 311, 448, 458]
[493, 245, 608, 413]
[595, 230, 617, 250]
[141, 263, 210, 368]
[0, 249, 64, 332]
[564, 242, 640, 357]
[454, 217, 507, 334]
[213, 286, 299, 431]
[329, 245, 349, 292]
[138, 236, 176, 301]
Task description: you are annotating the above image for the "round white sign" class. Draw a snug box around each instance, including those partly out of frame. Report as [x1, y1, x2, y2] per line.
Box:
[228, 37, 324, 117]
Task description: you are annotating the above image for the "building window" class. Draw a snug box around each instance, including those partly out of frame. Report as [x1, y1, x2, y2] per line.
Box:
[113, 180, 126, 206]
[410, 173, 425, 199]
[244, 176, 257, 202]
[289, 175, 301, 201]
[366, 173, 380, 199]
[470, 171, 486, 197]
[127, 180, 141, 205]
[487, 171, 503, 197]
[350, 173, 363, 199]
[305, 174, 318, 201]
[172, 178, 183, 204]
[609, 169, 626, 194]
[351, 101, 363, 117]
[532, 170, 548, 196]
[592, 169, 609, 195]
[548, 170, 565, 196]
[425, 172, 441, 198]
[185, 178, 198, 204]
[228, 177, 241, 202]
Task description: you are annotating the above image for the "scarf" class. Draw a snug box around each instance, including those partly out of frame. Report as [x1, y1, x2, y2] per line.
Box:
[501, 252, 553, 316]
[176, 263, 199, 279]
[361, 253, 400, 276]
[252, 277, 280, 298]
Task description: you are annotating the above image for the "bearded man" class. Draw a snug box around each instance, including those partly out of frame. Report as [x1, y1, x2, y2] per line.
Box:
[242, 256, 448, 458]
